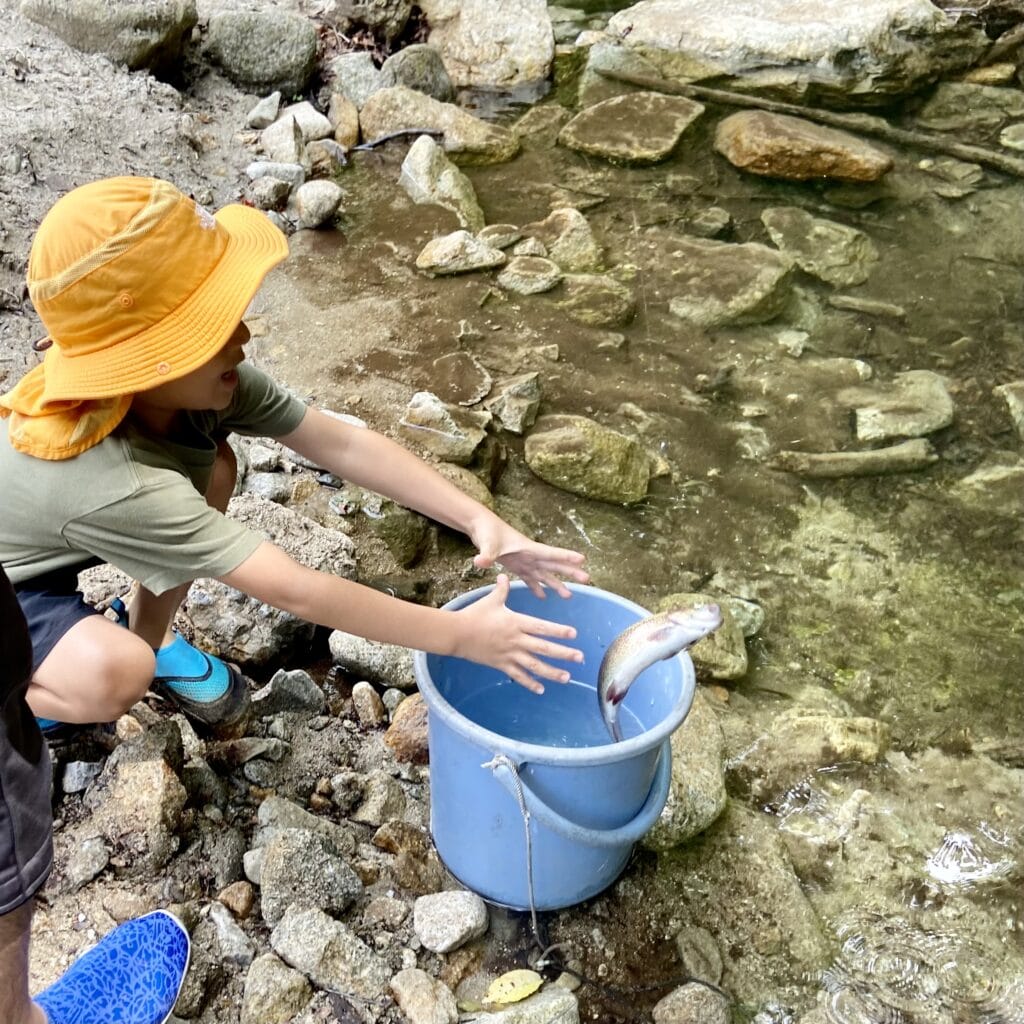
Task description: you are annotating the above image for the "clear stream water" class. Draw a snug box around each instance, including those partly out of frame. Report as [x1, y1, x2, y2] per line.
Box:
[255, 15, 1024, 1021]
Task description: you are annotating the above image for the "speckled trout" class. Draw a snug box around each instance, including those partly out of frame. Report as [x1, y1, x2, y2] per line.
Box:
[598, 604, 722, 742]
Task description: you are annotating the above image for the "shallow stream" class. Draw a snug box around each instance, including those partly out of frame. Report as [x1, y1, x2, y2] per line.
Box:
[253, 31, 1024, 1022]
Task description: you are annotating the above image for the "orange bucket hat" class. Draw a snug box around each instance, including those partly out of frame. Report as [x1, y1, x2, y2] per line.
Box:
[0, 176, 288, 459]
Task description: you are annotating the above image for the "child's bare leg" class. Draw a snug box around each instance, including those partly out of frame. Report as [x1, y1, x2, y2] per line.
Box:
[0, 902, 48, 1024]
[27, 618, 155, 724]
[126, 439, 237, 648]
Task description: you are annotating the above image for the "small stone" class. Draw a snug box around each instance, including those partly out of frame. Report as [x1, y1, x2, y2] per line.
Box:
[62, 760, 102, 794]
[512, 236, 547, 257]
[217, 881, 255, 920]
[246, 161, 305, 187]
[351, 770, 407, 827]
[384, 692, 429, 764]
[210, 902, 256, 967]
[479, 224, 522, 249]
[415, 231, 506, 275]
[328, 92, 360, 148]
[247, 176, 291, 211]
[391, 967, 459, 1024]
[352, 681, 388, 727]
[247, 91, 281, 129]
[241, 953, 312, 1024]
[496, 256, 562, 295]
[279, 100, 333, 142]
[261, 115, 304, 165]
[413, 891, 489, 953]
[294, 180, 344, 229]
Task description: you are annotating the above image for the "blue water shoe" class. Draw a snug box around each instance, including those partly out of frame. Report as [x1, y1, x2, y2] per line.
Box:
[35, 909, 190, 1024]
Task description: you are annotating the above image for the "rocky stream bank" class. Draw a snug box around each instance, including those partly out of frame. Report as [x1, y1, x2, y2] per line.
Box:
[2, 1, 1024, 1023]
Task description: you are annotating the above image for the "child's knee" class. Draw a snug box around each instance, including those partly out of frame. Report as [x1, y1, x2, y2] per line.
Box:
[90, 635, 156, 716]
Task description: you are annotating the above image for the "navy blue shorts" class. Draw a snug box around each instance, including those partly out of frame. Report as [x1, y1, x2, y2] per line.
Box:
[14, 563, 103, 673]
[1, 569, 54, 913]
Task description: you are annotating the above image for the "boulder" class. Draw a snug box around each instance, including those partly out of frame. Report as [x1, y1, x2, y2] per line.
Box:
[602, 0, 986, 105]
[326, 51, 386, 110]
[419, 0, 554, 87]
[330, 0, 413, 42]
[643, 692, 728, 851]
[206, 10, 317, 95]
[20, 0, 196, 73]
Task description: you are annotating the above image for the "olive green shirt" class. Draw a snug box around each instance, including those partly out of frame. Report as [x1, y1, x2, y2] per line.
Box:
[0, 363, 307, 594]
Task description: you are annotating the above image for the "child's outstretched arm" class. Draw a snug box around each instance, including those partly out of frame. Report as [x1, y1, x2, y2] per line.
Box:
[276, 408, 590, 597]
[220, 547, 580, 693]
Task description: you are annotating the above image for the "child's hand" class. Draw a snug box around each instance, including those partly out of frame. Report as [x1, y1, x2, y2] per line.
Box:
[452, 575, 584, 693]
[471, 520, 589, 599]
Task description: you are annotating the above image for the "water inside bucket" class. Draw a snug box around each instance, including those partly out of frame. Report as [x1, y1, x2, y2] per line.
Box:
[450, 677, 645, 748]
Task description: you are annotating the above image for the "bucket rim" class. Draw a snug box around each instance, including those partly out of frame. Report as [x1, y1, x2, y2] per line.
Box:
[412, 580, 697, 766]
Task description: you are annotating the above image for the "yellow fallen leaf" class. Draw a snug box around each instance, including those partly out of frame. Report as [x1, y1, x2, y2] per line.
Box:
[484, 969, 543, 1006]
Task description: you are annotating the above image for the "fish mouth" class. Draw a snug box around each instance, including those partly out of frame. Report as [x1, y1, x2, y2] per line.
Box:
[667, 603, 722, 628]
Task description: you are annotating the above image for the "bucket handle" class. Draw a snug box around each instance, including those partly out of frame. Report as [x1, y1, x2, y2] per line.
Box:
[485, 742, 672, 850]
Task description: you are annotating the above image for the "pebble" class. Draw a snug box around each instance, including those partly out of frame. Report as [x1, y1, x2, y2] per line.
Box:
[294, 179, 344, 229]
[209, 901, 256, 967]
[246, 91, 281, 129]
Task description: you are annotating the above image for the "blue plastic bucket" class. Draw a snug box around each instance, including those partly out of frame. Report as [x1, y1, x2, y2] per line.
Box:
[413, 581, 696, 910]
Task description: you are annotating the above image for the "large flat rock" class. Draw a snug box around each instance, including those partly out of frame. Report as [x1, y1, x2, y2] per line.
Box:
[602, 0, 987, 105]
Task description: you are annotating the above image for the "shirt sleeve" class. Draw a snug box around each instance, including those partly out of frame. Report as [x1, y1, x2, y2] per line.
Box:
[61, 471, 263, 596]
[214, 363, 308, 438]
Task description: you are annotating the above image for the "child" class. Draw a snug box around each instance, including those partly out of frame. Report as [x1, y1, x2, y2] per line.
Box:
[0, 176, 589, 736]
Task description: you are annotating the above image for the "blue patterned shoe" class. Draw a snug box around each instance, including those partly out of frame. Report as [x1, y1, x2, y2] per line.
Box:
[35, 910, 190, 1024]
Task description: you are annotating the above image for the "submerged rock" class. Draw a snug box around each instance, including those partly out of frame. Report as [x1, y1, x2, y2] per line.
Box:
[656, 804, 832, 1000]
[667, 236, 794, 328]
[558, 91, 705, 165]
[521, 208, 602, 272]
[916, 81, 1024, 137]
[761, 206, 879, 287]
[729, 709, 891, 801]
[837, 370, 954, 441]
[715, 111, 894, 182]
[525, 414, 652, 504]
[559, 273, 635, 327]
[952, 461, 1024, 516]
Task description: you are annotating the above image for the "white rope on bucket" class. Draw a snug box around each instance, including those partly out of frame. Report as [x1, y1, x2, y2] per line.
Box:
[481, 753, 541, 943]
